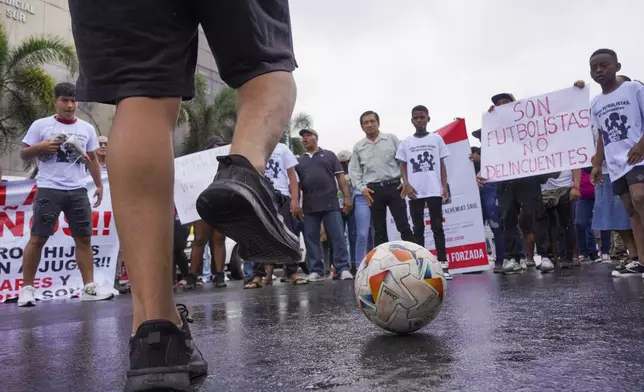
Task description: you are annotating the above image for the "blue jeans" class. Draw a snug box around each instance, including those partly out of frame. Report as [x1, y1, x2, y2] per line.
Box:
[480, 183, 505, 266]
[243, 260, 254, 281]
[304, 210, 350, 275]
[575, 199, 611, 255]
[344, 212, 357, 265]
[353, 194, 373, 267]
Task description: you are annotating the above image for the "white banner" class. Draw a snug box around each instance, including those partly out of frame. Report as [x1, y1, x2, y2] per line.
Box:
[174, 145, 231, 224]
[480, 86, 594, 182]
[387, 119, 489, 274]
[0, 174, 119, 303]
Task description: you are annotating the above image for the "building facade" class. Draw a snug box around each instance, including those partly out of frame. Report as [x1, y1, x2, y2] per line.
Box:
[0, 0, 226, 176]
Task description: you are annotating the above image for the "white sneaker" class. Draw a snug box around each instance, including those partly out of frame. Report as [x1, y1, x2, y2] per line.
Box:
[307, 272, 325, 282]
[340, 270, 354, 280]
[80, 283, 115, 302]
[502, 259, 522, 274]
[519, 258, 528, 270]
[440, 261, 453, 280]
[602, 254, 612, 263]
[540, 257, 555, 273]
[17, 285, 36, 307]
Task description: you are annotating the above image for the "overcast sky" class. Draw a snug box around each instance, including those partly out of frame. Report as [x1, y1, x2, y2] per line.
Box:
[289, 0, 644, 153]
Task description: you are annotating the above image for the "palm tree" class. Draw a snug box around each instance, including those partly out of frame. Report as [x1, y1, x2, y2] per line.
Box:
[281, 112, 312, 155]
[179, 74, 236, 155]
[0, 24, 77, 148]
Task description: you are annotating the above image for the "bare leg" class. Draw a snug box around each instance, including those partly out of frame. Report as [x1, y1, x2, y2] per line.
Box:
[190, 220, 212, 275]
[22, 236, 47, 286]
[229, 72, 296, 172]
[108, 97, 181, 332]
[620, 192, 644, 261]
[265, 264, 274, 283]
[211, 229, 226, 273]
[617, 230, 638, 259]
[73, 236, 95, 284]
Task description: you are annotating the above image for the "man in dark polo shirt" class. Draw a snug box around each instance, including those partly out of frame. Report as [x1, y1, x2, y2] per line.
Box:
[295, 129, 354, 281]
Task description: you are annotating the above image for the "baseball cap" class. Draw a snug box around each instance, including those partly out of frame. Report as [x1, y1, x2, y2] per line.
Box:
[204, 135, 225, 149]
[491, 93, 516, 105]
[337, 150, 351, 162]
[472, 129, 481, 140]
[299, 128, 318, 138]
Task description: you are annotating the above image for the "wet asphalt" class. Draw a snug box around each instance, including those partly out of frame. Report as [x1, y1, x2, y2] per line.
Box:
[1, 262, 644, 392]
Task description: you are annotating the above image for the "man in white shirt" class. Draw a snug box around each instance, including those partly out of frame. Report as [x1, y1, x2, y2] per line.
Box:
[589, 48, 644, 275]
[17, 82, 113, 306]
[97, 135, 108, 171]
[396, 105, 452, 280]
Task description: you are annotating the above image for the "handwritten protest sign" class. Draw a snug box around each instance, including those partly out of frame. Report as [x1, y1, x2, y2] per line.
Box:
[480, 86, 594, 182]
[173, 145, 231, 224]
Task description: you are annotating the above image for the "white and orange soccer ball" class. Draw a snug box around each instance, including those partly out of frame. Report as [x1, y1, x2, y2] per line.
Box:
[354, 241, 446, 334]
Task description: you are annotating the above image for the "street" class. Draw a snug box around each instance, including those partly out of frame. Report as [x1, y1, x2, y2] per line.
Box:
[1, 263, 644, 392]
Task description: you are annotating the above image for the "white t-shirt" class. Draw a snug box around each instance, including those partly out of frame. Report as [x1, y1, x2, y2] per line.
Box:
[395, 133, 449, 198]
[265, 143, 298, 197]
[590, 81, 644, 182]
[22, 116, 99, 190]
[542, 170, 573, 191]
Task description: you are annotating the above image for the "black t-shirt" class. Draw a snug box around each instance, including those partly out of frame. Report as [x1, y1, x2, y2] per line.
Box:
[296, 149, 343, 214]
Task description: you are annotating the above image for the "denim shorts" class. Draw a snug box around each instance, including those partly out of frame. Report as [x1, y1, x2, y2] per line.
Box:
[592, 175, 631, 230]
[32, 187, 93, 237]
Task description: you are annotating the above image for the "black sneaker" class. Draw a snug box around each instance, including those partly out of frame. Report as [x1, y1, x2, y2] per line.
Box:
[124, 304, 207, 392]
[626, 261, 644, 274]
[196, 155, 301, 264]
[214, 272, 227, 288]
[611, 260, 638, 277]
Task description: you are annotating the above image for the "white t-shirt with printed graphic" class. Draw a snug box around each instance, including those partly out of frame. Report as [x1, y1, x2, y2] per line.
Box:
[22, 116, 99, 190]
[265, 143, 298, 197]
[590, 81, 644, 182]
[395, 133, 449, 198]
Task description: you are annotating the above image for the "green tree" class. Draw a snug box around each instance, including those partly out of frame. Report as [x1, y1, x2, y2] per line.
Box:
[179, 74, 236, 155]
[0, 24, 77, 148]
[281, 112, 312, 156]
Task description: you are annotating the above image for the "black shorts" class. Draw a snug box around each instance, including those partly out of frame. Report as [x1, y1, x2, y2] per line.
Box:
[32, 188, 93, 237]
[612, 166, 644, 196]
[69, 0, 297, 104]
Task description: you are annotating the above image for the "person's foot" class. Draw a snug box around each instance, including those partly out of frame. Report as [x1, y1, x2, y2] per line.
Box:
[601, 253, 611, 263]
[124, 304, 207, 392]
[80, 283, 115, 302]
[340, 270, 354, 280]
[307, 272, 325, 282]
[213, 273, 227, 288]
[493, 263, 504, 274]
[502, 259, 522, 274]
[611, 260, 638, 277]
[196, 155, 301, 264]
[526, 258, 536, 267]
[17, 285, 36, 307]
[540, 257, 555, 273]
[625, 261, 644, 274]
[590, 253, 602, 263]
[519, 258, 528, 270]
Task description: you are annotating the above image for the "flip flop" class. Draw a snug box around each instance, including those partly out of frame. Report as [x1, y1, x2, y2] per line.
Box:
[244, 281, 263, 289]
[292, 278, 309, 286]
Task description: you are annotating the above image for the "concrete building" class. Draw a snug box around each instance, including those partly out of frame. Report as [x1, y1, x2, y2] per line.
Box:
[0, 0, 226, 176]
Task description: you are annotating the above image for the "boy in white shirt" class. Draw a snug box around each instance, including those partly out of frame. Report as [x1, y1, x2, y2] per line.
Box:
[396, 105, 452, 280]
[18, 83, 113, 306]
[589, 49, 644, 275]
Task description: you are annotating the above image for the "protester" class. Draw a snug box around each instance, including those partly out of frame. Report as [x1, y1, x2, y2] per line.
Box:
[245, 142, 308, 288]
[295, 129, 354, 281]
[349, 111, 415, 247]
[337, 150, 359, 273]
[540, 170, 581, 268]
[97, 135, 108, 171]
[396, 105, 452, 279]
[588, 49, 644, 276]
[479, 93, 557, 274]
[18, 82, 114, 306]
[575, 167, 607, 262]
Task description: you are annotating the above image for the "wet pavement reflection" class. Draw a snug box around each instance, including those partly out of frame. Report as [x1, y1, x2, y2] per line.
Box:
[2, 262, 644, 391]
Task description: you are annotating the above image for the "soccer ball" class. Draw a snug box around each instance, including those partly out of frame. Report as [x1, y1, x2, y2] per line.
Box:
[354, 241, 446, 334]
